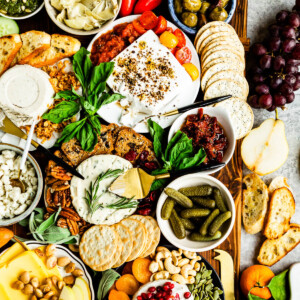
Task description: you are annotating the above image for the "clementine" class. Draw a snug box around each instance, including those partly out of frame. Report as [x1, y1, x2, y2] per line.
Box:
[240, 265, 275, 299]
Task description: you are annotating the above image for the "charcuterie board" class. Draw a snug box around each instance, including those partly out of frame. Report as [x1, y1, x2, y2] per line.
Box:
[3, 0, 250, 298]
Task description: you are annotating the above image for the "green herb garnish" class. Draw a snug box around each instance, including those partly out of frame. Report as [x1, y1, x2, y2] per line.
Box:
[97, 269, 120, 300]
[42, 47, 125, 152]
[105, 197, 138, 209]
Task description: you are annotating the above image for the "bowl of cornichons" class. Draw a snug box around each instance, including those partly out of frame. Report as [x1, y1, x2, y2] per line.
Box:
[156, 173, 235, 252]
[168, 0, 237, 34]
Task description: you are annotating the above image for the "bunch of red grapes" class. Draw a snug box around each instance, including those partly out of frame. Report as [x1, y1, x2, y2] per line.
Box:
[248, 1, 300, 111]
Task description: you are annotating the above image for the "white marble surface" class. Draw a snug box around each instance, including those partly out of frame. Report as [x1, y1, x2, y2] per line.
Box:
[241, 0, 300, 273]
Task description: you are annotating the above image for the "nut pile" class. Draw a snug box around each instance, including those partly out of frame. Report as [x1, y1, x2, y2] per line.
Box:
[45, 150, 90, 236]
[149, 247, 201, 285]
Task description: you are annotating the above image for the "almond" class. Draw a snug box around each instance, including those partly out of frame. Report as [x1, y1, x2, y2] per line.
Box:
[65, 262, 75, 273]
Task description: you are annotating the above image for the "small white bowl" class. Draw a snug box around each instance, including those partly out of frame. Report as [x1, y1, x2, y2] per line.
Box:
[0, 143, 43, 226]
[168, 106, 236, 175]
[0, 2, 44, 20]
[44, 0, 121, 36]
[156, 174, 235, 252]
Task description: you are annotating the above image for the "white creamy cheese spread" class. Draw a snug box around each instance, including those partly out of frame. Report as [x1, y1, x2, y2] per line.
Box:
[133, 280, 194, 300]
[70, 155, 137, 225]
[0, 65, 55, 126]
[106, 30, 192, 127]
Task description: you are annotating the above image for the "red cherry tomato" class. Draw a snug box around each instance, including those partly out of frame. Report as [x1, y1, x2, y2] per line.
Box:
[140, 11, 158, 30]
[165, 27, 173, 33]
[153, 16, 167, 34]
[173, 29, 186, 48]
[119, 0, 137, 17]
[133, 0, 162, 14]
[175, 47, 192, 64]
[132, 19, 147, 34]
[169, 48, 177, 55]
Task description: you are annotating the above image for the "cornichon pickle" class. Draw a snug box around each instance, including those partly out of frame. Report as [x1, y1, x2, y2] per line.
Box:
[164, 187, 193, 208]
[208, 211, 232, 236]
[192, 197, 216, 209]
[181, 208, 211, 219]
[180, 217, 196, 230]
[179, 185, 213, 197]
[189, 231, 222, 241]
[161, 197, 175, 220]
[170, 210, 186, 239]
[199, 209, 220, 236]
[213, 187, 227, 212]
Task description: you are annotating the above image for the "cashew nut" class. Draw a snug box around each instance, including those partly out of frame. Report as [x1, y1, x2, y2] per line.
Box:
[186, 276, 195, 284]
[182, 250, 197, 259]
[171, 254, 179, 266]
[153, 271, 170, 280]
[156, 247, 171, 253]
[181, 264, 193, 278]
[171, 274, 187, 284]
[178, 258, 190, 267]
[150, 274, 155, 282]
[155, 251, 171, 262]
[190, 258, 201, 269]
[194, 262, 200, 271]
[164, 257, 181, 274]
[158, 260, 164, 271]
[171, 249, 182, 257]
[149, 261, 159, 273]
[188, 270, 197, 277]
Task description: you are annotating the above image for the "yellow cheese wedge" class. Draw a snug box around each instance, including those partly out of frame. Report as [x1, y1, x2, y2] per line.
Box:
[0, 283, 10, 300]
[37, 246, 62, 279]
[0, 243, 25, 267]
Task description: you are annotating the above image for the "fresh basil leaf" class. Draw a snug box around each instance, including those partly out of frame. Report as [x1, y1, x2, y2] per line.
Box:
[248, 294, 265, 300]
[268, 270, 289, 300]
[165, 131, 183, 160]
[54, 90, 79, 101]
[147, 119, 165, 161]
[42, 101, 80, 123]
[34, 207, 62, 234]
[100, 93, 125, 106]
[77, 122, 98, 152]
[97, 269, 120, 300]
[176, 148, 206, 170]
[150, 178, 168, 191]
[73, 47, 90, 88]
[89, 115, 101, 135]
[83, 101, 97, 115]
[89, 62, 114, 95]
[56, 118, 86, 146]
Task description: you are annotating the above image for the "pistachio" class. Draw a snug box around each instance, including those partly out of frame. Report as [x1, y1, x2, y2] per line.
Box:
[57, 257, 71, 267]
[45, 244, 56, 257]
[12, 280, 24, 290]
[46, 255, 57, 269]
[35, 288, 44, 298]
[57, 280, 65, 290]
[23, 284, 34, 295]
[65, 262, 75, 273]
[19, 271, 30, 284]
[31, 277, 40, 288]
[72, 269, 84, 277]
[63, 275, 75, 285]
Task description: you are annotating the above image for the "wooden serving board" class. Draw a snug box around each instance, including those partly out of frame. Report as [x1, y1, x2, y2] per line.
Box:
[6, 0, 249, 298]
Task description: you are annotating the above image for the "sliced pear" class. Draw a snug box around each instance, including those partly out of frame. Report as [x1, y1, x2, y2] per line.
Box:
[72, 284, 84, 300]
[75, 277, 91, 300]
[59, 286, 76, 300]
[241, 118, 289, 175]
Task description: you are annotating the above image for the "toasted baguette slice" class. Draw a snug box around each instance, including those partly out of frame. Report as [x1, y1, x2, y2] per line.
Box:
[263, 187, 295, 239]
[258, 224, 300, 266]
[268, 176, 291, 195]
[14, 31, 51, 65]
[242, 173, 269, 234]
[0, 34, 22, 75]
[29, 34, 81, 68]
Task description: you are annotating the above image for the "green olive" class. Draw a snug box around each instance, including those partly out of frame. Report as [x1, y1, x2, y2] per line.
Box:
[219, 0, 229, 8]
[182, 12, 198, 27]
[199, 1, 210, 14]
[209, 7, 228, 21]
[182, 0, 202, 12]
[174, 0, 183, 15]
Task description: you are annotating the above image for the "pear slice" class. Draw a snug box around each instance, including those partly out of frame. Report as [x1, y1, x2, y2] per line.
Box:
[241, 118, 289, 175]
[59, 286, 76, 300]
[72, 284, 84, 300]
[75, 277, 91, 300]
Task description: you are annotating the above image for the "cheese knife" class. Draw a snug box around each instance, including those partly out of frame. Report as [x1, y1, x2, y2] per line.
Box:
[214, 249, 235, 300]
[0, 116, 84, 179]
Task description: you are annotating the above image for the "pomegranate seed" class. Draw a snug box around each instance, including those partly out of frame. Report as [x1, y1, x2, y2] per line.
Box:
[157, 287, 162, 292]
[162, 292, 167, 296]
[157, 292, 163, 297]
[170, 283, 175, 289]
[142, 293, 147, 299]
[149, 191, 157, 201]
[144, 161, 158, 171]
[137, 208, 151, 216]
[159, 298, 164, 300]
[147, 292, 153, 299]
[148, 287, 156, 293]
[137, 297, 142, 300]
[166, 290, 172, 295]
[184, 292, 191, 298]
[175, 293, 180, 300]
[163, 285, 169, 291]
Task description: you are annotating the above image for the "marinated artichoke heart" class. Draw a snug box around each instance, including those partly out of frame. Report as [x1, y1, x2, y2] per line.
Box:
[182, 12, 198, 27]
[209, 7, 228, 21]
[174, 0, 183, 14]
[182, 0, 201, 12]
[199, 1, 210, 14]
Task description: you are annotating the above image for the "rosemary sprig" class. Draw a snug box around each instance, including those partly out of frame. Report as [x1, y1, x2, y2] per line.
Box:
[105, 197, 138, 209]
[84, 169, 123, 214]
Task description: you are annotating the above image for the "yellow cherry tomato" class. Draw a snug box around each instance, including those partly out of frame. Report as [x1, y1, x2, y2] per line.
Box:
[159, 31, 179, 49]
[183, 63, 199, 81]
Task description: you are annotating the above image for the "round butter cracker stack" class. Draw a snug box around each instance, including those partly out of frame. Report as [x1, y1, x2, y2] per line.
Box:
[202, 37, 244, 55]
[201, 46, 244, 62]
[128, 215, 154, 257]
[215, 98, 254, 139]
[142, 216, 161, 258]
[94, 231, 123, 271]
[202, 57, 244, 74]
[202, 50, 245, 68]
[121, 218, 146, 261]
[79, 225, 117, 270]
[112, 223, 133, 268]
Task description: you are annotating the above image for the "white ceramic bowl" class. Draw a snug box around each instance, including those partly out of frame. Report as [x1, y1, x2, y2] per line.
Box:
[44, 0, 121, 36]
[168, 106, 236, 175]
[0, 143, 43, 226]
[0, 2, 44, 20]
[156, 174, 235, 252]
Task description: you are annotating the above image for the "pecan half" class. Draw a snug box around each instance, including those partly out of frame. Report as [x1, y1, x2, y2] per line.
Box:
[46, 188, 55, 208]
[60, 207, 80, 222]
[50, 166, 72, 181]
[67, 219, 79, 235]
[46, 206, 56, 214]
[45, 176, 59, 185]
[79, 224, 90, 236]
[51, 181, 70, 191]
[57, 217, 68, 229]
